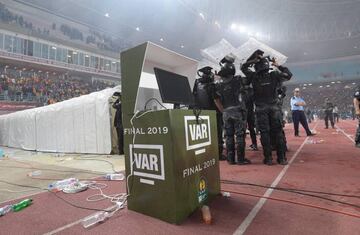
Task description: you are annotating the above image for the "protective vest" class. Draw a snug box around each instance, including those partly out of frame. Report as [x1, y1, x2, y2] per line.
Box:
[193, 79, 216, 110]
[252, 72, 279, 105]
[216, 76, 244, 109]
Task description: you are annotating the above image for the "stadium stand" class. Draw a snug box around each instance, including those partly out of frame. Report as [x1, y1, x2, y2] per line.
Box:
[0, 64, 116, 106]
[285, 80, 359, 120]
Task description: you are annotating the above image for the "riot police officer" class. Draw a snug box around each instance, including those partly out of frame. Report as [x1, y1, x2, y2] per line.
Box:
[214, 55, 251, 165]
[243, 84, 258, 150]
[193, 66, 226, 160]
[241, 50, 292, 165]
[354, 86, 360, 148]
[271, 85, 288, 151]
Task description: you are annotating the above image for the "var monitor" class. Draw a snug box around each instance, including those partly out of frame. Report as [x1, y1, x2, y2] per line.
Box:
[154, 67, 194, 109]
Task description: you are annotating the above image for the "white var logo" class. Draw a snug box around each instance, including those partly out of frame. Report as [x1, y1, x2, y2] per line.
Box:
[184, 116, 211, 151]
[129, 144, 165, 184]
[189, 123, 208, 141]
[134, 153, 158, 171]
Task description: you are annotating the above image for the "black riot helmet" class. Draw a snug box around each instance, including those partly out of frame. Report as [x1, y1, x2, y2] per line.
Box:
[246, 49, 270, 73]
[246, 49, 264, 63]
[197, 66, 214, 83]
[218, 55, 236, 78]
[254, 57, 270, 73]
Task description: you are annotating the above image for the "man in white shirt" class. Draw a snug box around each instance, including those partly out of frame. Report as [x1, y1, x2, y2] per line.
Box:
[290, 88, 315, 137]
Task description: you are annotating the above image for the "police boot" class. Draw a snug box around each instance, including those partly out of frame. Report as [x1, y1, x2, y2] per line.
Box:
[263, 155, 273, 166]
[219, 154, 227, 161]
[236, 145, 251, 165]
[237, 158, 251, 165]
[227, 152, 236, 165]
[219, 146, 226, 161]
[277, 155, 288, 165]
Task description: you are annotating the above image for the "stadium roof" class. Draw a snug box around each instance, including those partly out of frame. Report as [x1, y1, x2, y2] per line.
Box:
[14, 0, 360, 63]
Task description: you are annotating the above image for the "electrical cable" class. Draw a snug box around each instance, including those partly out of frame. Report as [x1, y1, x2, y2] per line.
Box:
[72, 157, 117, 173]
[0, 179, 116, 212]
[86, 182, 127, 204]
[0, 188, 38, 193]
[6, 153, 119, 173]
[7, 158, 34, 168]
[126, 110, 154, 197]
[0, 165, 104, 176]
[27, 175, 109, 181]
[3, 153, 118, 175]
[222, 190, 360, 219]
[144, 98, 168, 110]
[221, 180, 360, 209]
[221, 179, 360, 198]
[193, 107, 202, 124]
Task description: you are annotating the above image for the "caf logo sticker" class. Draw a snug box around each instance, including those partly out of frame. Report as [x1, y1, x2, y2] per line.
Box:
[198, 177, 208, 203]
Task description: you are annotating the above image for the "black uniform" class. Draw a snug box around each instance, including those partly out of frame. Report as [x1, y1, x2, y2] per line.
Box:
[193, 75, 225, 160]
[271, 85, 288, 151]
[215, 75, 250, 165]
[323, 100, 334, 128]
[354, 87, 360, 147]
[113, 97, 124, 154]
[306, 109, 312, 123]
[241, 59, 292, 165]
[243, 85, 258, 149]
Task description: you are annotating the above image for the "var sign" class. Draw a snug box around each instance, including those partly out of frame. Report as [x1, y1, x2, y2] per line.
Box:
[184, 116, 211, 152]
[129, 144, 165, 185]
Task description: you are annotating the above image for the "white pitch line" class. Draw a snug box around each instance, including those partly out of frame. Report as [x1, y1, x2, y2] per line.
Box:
[343, 120, 359, 128]
[43, 205, 118, 235]
[233, 122, 319, 235]
[336, 126, 355, 143]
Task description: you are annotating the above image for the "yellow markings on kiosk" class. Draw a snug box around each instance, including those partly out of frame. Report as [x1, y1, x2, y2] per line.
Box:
[199, 178, 206, 191]
[198, 177, 208, 203]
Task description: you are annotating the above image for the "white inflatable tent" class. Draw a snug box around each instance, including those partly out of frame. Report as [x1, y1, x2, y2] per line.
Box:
[0, 86, 120, 154]
[200, 38, 288, 75]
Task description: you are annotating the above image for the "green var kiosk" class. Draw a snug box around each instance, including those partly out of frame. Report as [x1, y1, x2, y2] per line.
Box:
[121, 42, 220, 224]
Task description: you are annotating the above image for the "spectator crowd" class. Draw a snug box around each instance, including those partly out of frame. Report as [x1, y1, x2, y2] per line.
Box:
[284, 80, 359, 120]
[0, 65, 116, 106]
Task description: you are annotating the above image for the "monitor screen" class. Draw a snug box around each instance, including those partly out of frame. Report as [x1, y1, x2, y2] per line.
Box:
[154, 67, 194, 107]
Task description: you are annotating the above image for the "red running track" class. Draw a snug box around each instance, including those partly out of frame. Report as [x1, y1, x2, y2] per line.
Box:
[0, 120, 359, 235]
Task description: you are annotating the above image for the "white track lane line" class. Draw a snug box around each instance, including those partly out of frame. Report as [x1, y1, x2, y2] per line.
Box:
[336, 125, 355, 143]
[0, 190, 47, 205]
[43, 205, 118, 235]
[233, 122, 319, 235]
[343, 119, 359, 128]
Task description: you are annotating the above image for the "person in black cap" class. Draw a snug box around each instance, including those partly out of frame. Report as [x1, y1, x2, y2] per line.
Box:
[112, 92, 124, 154]
[354, 86, 360, 148]
[214, 55, 251, 165]
[193, 66, 226, 160]
[241, 50, 292, 165]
